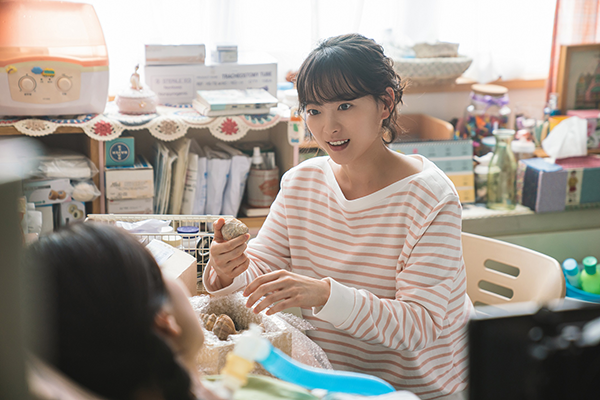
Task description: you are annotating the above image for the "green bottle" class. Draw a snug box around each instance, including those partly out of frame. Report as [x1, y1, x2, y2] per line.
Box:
[580, 256, 600, 295]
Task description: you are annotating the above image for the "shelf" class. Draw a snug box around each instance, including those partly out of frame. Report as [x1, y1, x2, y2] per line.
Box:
[0, 126, 84, 136]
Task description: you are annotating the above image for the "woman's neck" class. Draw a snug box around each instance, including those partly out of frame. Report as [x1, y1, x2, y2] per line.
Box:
[329, 146, 420, 200]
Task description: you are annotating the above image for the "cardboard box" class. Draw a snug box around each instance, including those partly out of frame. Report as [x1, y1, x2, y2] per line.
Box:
[107, 197, 153, 214]
[389, 120, 475, 203]
[146, 239, 197, 296]
[23, 178, 73, 206]
[105, 156, 154, 200]
[106, 137, 135, 167]
[556, 155, 600, 207]
[144, 52, 277, 104]
[145, 44, 206, 65]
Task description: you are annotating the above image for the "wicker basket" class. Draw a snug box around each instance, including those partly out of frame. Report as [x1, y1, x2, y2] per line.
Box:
[394, 56, 473, 86]
[86, 214, 231, 289]
[413, 42, 459, 58]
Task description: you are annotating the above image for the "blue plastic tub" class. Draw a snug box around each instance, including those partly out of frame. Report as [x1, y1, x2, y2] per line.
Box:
[565, 278, 600, 303]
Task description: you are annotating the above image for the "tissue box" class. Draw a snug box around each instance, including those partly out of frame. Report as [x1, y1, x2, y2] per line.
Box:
[519, 158, 568, 213]
[556, 155, 600, 207]
[105, 156, 154, 200]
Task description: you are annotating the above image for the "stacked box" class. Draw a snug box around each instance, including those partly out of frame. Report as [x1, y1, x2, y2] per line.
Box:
[144, 52, 277, 104]
[105, 156, 154, 214]
[518, 156, 600, 213]
[390, 139, 475, 203]
[519, 158, 567, 213]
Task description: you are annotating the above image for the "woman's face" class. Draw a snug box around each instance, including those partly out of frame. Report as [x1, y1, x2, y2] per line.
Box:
[304, 95, 390, 167]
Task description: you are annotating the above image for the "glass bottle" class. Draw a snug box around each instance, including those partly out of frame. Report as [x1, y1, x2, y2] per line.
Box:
[487, 129, 517, 210]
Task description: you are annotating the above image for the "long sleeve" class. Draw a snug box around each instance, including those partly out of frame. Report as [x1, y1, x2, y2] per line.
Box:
[313, 195, 466, 352]
[203, 173, 293, 295]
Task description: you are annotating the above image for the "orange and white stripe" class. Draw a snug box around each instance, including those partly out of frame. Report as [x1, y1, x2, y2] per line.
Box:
[205, 156, 472, 399]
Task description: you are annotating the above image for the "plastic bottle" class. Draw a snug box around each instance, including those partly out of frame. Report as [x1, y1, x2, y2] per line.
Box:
[562, 258, 581, 288]
[487, 129, 518, 210]
[580, 256, 600, 295]
[220, 324, 395, 396]
[474, 152, 493, 204]
[251, 146, 266, 170]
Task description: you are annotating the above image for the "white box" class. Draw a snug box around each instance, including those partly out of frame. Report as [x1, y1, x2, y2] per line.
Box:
[105, 157, 154, 200]
[145, 44, 206, 65]
[23, 178, 73, 206]
[144, 52, 277, 104]
[146, 239, 197, 296]
[107, 197, 153, 214]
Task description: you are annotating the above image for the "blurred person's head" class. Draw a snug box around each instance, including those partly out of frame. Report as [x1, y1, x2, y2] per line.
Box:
[23, 222, 204, 400]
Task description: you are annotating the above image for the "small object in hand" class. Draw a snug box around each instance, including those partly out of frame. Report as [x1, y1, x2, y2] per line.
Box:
[221, 218, 249, 241]
[212, 314, 237, 341]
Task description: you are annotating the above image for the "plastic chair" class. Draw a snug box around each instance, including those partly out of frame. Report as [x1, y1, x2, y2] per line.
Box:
[461, 232, 565, 307]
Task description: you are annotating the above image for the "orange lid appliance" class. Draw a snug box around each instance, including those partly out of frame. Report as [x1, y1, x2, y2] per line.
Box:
[0, 0, 109, 116]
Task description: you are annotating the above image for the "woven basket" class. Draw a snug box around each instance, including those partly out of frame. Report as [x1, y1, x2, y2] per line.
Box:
[393, 56, 473, 86]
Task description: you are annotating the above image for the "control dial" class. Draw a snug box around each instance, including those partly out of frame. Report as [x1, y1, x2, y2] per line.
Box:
[19, 76, 36, 92]
[57, 77, 72, 92]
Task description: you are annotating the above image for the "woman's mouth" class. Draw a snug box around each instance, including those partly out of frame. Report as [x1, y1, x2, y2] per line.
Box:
[328, 139, 349, 146]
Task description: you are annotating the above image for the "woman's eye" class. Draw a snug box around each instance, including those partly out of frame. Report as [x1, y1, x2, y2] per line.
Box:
[307, 109, 320, 116]
[339, 103, 351, 110]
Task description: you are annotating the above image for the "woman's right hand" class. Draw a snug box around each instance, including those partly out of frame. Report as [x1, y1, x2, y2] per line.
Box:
[208, 218, 251, 288]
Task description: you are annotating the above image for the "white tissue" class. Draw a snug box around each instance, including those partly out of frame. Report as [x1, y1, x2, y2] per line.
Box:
[542, 116, 588, 159]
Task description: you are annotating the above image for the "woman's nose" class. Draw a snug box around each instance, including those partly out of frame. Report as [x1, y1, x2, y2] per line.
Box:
[323, 114, 340, 134]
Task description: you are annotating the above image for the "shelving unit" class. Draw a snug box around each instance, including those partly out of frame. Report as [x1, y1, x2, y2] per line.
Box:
[0, 125, 103, 214]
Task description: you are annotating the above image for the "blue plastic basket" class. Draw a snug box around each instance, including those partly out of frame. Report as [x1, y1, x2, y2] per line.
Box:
[565, 278, 600, 303]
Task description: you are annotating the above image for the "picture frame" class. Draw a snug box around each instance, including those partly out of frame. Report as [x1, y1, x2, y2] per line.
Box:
[556, 43, 600, 113]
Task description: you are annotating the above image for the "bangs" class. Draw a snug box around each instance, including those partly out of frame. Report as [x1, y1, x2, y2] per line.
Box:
[297, 50, 372, 108]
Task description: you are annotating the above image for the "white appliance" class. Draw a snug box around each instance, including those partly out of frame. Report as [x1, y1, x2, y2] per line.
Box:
[0, 0, 109, 116]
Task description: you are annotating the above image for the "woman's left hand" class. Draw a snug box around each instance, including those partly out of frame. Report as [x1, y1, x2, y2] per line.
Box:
[243, 270, 331, 315]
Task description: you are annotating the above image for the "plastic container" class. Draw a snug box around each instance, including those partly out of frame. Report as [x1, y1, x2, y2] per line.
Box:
[463, 84, 511, 156]
[487, 129, 517, 210]
[474, 152, 493, 204]
[581, 256, 600, 295]
[562, 258, 581, 288]
[177, 225, 199, 255]
[511, 140, 535, 164]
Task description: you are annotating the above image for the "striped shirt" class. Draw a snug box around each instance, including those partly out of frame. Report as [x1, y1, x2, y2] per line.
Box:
[205, 156, 472, 399]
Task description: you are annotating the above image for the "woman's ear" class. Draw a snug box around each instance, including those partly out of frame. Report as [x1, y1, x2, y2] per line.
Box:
[154, 309, 182, 338]
[381, 87, 395, 119]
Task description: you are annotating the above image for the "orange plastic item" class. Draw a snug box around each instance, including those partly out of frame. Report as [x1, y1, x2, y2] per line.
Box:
[0, 0, 108, 67]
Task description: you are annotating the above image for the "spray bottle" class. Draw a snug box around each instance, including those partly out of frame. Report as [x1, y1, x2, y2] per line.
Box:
[219, 324, 395, 397]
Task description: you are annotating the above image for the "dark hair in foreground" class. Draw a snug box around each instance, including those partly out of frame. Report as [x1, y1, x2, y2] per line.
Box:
[296, 33, 404, 143]
[24, 223, 193, 400]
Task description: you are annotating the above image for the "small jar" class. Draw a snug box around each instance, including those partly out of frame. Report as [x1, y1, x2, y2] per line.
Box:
[511, 140, 535, 164]
[463, 84, 511, 156]
[177, 225, 200, 255]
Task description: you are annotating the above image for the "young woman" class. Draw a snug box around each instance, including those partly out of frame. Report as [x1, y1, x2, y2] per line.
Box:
[24, 223, 220, 400]
[206, 33, 472, 400]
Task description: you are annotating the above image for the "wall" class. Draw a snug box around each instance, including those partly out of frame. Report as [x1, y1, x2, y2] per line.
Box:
[402, 86, 546, 123]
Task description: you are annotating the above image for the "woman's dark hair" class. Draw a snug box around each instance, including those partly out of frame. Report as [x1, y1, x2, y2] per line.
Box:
[296, 33, 404, 143]
[24, 223, 194, 400]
